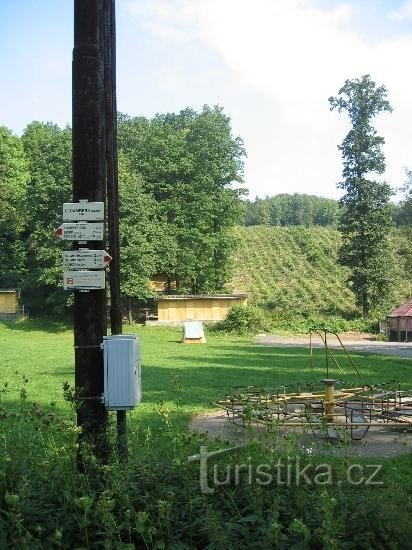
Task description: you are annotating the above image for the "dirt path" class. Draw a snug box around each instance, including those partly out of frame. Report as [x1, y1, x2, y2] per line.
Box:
[254, 333, 412, 359]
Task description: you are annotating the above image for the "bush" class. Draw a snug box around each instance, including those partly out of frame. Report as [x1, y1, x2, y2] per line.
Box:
[213, 304, 378, 336]
[213, 304, 269, 335]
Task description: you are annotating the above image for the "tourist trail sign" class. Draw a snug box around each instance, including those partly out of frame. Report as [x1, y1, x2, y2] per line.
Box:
[55, 223, 104, 241]
[63, 250, 112, 269]
[63, 202, 104, 221]
[64, 270, 106, 290]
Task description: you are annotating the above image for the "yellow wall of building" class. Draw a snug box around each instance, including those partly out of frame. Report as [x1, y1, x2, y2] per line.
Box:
[0, 292, 18, 313]
[158, 296, 247, 322]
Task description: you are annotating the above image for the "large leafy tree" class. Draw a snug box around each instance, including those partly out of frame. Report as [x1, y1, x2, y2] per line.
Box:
[21, 122, 72, 314]
[0, 106, 244, 316]
[0, 127, 29, 288]
[394, 170, 412, 281]
[329, 75, 394, 316]
[118, 152, 158, 318]
[118, 106, 245, 294]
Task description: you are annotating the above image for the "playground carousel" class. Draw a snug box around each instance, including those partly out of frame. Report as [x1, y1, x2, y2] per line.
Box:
[212, 329, 412, 442]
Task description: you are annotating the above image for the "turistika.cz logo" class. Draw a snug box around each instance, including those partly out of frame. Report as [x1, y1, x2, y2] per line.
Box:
[188, 446, 383, 494]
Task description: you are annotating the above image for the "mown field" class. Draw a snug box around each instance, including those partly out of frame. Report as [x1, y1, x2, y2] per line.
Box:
[230, 226, 412, 319]
[1, 319, 412, 547]
[2, 319, 412, 419]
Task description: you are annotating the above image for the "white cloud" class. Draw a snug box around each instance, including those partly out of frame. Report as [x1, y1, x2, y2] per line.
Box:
[125, 0, 412, 199]
[389, 1, 412, 21]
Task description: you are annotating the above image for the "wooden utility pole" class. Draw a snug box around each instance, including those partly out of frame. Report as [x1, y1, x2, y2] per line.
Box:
[72, 0, 108, 459]
[103, 0, 128, 459]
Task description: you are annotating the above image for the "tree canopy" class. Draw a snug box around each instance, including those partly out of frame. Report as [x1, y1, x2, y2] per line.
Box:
[0, 106, 245, 315]
[0, 127, 29, 288]
[118, 106, 245, 295]
[329, 75, 394, 317]
[243, 194, 340, 227]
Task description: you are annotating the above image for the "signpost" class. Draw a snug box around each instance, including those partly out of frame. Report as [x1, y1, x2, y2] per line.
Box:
[55, 223, 104, 241]
[63, 249, 112, 269]
[67, 0, 125, 464]
[63, 201, 104, 221]
[64, 270, 106, 290]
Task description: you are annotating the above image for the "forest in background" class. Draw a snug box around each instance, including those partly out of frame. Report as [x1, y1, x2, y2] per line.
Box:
[1, 105, 411, 322]
[242, 192, 411, 228]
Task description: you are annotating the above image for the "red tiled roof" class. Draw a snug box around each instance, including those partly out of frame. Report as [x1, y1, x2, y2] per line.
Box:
[389, 300, 412, 318]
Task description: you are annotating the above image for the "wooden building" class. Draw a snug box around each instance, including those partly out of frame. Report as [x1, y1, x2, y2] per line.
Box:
[0, 289, 21, 319]
[388, 300, 412, 342]
[156, 294, 247, 323]
[149, 274, 176, 293]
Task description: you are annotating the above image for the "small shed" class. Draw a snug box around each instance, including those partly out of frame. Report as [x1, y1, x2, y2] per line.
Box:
[388, 300, 412, 342]
[0, 289, 20, 319]
[157, 294, 247, 324]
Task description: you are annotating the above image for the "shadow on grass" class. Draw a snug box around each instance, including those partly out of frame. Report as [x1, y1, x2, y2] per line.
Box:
[1, 317, 72, 334]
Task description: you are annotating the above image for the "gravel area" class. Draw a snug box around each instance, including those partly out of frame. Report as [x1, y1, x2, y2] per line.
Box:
[254, 333, 412, 359]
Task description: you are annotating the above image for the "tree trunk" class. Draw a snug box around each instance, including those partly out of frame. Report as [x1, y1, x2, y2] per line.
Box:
[362, 289, 368, 317]
[128, 297, 133, 324]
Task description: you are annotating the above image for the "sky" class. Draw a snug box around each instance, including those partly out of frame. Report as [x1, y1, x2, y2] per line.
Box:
[1, 0, 412, 200]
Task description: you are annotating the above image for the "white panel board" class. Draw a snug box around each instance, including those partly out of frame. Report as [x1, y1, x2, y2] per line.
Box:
[55, 223, 104, 241]
[103, 335, 141, 410]
[63, 202, 104, 221]
[63, 270, 105, 290]
[182, 321, 206, 342]
[63, 250, 112, 269]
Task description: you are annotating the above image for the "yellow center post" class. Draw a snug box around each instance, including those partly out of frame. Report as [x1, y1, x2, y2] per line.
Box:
[322, 379, 336, 421]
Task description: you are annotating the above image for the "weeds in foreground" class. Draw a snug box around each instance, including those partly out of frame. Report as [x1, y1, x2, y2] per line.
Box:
[0, 376, 411, 548]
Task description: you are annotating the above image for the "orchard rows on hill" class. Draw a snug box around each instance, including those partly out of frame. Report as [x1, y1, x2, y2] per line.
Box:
[231, 226, 361, 317]
[231, 226, 412, 319]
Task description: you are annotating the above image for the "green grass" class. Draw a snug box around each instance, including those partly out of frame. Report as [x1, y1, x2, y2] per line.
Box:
[1, 319, 411, 427]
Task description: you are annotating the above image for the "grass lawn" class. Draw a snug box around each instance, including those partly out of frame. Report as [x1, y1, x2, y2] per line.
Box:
[1, 318, 411, 428]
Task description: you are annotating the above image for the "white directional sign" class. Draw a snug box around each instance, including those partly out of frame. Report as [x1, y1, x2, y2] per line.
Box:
[63, 250, 112, 269]
[55, 223, 104, 241]
[63, 202, 104, 221]
[63, 270, 105, 290]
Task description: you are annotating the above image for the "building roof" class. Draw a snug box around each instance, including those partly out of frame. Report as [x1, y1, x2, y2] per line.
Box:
[157, 294, 247, 301]
[388, 300, 412, 318]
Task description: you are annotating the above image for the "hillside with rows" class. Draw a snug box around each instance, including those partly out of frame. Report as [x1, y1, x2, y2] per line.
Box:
[230, 226, 412, 319]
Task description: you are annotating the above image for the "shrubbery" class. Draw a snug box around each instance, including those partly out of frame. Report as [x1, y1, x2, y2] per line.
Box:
[213, 304, 377, 336]
[213, 304, 270, 334]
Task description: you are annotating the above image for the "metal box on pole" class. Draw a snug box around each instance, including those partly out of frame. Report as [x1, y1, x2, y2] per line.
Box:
[102, 334, 141, 410]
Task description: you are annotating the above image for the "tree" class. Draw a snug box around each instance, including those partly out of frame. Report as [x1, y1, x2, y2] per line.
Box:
[0, 127, 29, 288]
[396, 169, 412, 225]
[118, 106, 245, 294]
[118, 152, 157, 320]
[329, 75, 394, 316]
[242, 194, 339, 227]
[21, 122, 72, 314]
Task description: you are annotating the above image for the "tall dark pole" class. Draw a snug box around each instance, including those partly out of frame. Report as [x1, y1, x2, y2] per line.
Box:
[72, 0, 108, 460]
[103, 0, 127, 459]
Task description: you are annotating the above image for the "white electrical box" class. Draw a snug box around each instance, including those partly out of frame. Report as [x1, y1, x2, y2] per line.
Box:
[102, 334, 141, 410]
